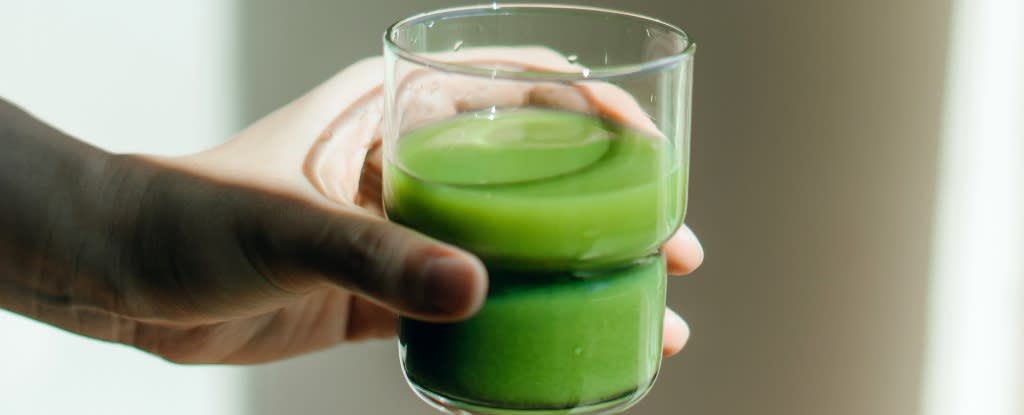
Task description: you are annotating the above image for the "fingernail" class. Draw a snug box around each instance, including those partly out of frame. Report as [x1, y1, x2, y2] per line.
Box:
[421, 255, 487, 319]
[663, 309, 690, 357]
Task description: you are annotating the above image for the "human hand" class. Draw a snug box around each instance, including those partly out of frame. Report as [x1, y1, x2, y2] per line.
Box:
[72, 48, 703, 363]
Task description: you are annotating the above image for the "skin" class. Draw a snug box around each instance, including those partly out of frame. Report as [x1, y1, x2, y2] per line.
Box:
[0, 48, 703, 365]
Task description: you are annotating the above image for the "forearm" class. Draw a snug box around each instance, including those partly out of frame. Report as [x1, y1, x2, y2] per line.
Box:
[0, 98, 126, 337]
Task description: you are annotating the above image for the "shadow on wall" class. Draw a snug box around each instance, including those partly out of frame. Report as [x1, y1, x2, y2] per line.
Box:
[238, 1, 951, 414]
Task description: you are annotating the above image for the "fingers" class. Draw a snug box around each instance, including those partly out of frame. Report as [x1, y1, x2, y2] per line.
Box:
[345, 296, 399, 341]
[257, 198, 488, 322]
[663, 225, 704, 276]
[663, 308, 690, 357]
[353, 139, 385, 216]
[433, 46, 660, 136]
[298, 46, 664, 205]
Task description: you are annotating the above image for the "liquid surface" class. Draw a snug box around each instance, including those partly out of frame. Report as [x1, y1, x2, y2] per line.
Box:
[384, 108, 684, 269]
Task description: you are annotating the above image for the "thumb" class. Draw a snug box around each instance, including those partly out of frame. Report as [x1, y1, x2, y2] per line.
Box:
[252, 196, 489, 322]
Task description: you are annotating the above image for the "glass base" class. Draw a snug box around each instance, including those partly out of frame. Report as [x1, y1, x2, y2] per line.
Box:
[403, 371, 657, 415]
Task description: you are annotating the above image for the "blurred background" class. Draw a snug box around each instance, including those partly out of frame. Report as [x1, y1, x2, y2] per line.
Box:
[1, 1, 1022, 414]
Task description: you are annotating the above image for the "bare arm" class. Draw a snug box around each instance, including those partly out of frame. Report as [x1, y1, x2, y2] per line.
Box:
[0, 99, 127, 337]
[0, 98, 487, 361]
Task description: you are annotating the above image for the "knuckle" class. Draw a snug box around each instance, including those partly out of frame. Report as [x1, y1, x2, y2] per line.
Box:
[527, 83, 596, 114]
[314, 216, 407, 300]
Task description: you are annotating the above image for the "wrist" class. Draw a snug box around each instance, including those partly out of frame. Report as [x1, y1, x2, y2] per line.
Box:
[0, 99, 124, 321]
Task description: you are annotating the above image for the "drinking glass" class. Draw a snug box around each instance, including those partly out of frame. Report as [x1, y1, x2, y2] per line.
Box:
[382, 4, 694, 414]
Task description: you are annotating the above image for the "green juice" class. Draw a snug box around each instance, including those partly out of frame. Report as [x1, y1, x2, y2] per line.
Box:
[400, 258, 666, 410]
[385, 109, 683, 411]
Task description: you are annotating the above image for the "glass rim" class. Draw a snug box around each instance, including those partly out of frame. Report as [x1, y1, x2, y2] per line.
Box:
[383, 3, 695, 82]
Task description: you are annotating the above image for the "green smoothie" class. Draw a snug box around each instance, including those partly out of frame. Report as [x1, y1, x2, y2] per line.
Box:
[384, 108, 682, 411]
[401, 256, 666, 409]
[384, 109, 684, 270]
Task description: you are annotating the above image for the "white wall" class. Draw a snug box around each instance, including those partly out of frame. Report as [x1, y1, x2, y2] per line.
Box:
[0, 0, 239, 154]
[921, 0, 1024, 414]
[0, 1, 243, 414]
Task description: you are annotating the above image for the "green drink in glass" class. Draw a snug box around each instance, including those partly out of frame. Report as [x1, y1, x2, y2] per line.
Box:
[382, 5, 694, 414]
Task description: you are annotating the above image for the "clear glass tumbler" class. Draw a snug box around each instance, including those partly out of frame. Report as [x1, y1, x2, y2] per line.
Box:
[382, 4, 695, 415]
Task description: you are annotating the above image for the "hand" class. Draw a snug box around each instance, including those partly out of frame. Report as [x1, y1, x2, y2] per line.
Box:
[3, 49, 703, 364]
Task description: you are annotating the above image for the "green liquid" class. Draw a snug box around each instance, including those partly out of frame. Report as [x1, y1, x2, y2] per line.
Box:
[401, 258, 666, 409]
[385, 109, 682, 410]
[385, 109, 684, 270]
